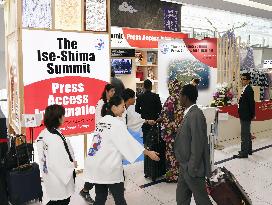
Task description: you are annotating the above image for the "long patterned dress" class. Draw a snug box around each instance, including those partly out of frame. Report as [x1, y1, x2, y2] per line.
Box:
[160, 80, 185, 182]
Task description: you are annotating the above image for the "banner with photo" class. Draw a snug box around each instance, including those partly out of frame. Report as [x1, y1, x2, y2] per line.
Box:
[111, 0, 181, 32]
[158, 38, 217, 105]
[22, 30, 110, 139]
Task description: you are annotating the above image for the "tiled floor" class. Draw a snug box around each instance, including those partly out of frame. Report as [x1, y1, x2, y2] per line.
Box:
[30, 130, 272, 204]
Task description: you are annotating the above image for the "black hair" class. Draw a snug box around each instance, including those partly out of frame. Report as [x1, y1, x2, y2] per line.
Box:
[192, 78, 200, 85]
[101, 96, 123, 117]
[122, 88, 135, 102]
[181, 84, 198, 103]
[111, 68, 115, 77]
[144, 79, 152, 90]
[101, 84, 115, 103]
[44, 104, 65, 130]
[241, 73, 251, 80]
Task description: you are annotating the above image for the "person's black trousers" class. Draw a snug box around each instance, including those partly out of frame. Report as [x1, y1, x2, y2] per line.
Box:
[240, 120, 252, 156]
[94, 182, 127, 205]
[46, 197, 70, 205]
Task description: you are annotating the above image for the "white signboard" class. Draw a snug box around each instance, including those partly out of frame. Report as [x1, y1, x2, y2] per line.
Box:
[22, 29, 110, 137]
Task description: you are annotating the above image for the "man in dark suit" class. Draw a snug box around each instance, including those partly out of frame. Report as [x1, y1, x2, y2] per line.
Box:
[175, 84, 212, 205]
[135, 79, 162, 144]
[234, 73, 255, 159]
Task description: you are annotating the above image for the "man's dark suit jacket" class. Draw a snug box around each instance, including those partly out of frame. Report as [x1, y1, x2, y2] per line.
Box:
[175, 105, 211, 178]
[238, 85, 255, 121]
[135, 91, 162, 120]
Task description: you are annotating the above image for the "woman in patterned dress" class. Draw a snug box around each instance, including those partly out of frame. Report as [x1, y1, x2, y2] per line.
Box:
[160, 80, 185, 183]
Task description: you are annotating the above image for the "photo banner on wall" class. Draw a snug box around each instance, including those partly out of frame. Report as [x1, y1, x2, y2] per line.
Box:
[22, 29, 110, 139]
[111, 27, 188, 48]
[158, 38, 217, 104]
[111, 0, 181, 32]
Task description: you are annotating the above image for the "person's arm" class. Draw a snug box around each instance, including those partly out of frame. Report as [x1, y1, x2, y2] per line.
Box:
[135, 96, 142, 114]
[66, 138, 77, 168]
[95, 100, 104, 124]
[111, 121, 159, 163]
[249, 88, 255, 119]
[156, 94, 162, 116]
[188, 111, 207, 176]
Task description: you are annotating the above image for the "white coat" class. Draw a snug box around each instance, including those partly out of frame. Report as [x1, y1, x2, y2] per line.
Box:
[36, 129, 75, 201]
[121, 105, 145, 133]
[84, 115, 144, 184]
[95, 99, 105, 126]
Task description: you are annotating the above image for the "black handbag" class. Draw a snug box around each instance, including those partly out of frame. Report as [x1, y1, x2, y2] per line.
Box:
[5, 135, 33, 170]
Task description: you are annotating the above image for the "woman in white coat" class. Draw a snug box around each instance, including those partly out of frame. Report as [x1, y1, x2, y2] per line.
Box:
[95, 84, 115, 124]
[36, 104, 77, 205]
[84, 96, 160, 205]
[80, 83, 116, 203]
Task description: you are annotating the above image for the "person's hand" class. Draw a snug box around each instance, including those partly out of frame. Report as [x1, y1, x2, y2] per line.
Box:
[73, 161, 78, 168]
[147, 151, 160, 161]
[148, 120, 156, 125]
[156, 118, 163, 123]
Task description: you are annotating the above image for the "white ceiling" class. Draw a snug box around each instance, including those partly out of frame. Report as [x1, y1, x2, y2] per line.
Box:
[170, 0, 272, 20]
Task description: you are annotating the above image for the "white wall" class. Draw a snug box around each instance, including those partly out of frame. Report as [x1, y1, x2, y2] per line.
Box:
[117, 64, 136, 91]
[262, 48, 272, 62]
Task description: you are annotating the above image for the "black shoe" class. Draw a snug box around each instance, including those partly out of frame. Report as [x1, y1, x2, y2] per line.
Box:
[233, 154, 248, 159]
[239, 151, 252, 155]
[80, 189, 95, 204]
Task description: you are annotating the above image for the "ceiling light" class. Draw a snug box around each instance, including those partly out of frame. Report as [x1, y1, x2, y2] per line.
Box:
[222, 0, 272, 12]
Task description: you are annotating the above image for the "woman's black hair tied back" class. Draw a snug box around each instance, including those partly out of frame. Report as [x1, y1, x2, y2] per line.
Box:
[101, 96, 123, 117]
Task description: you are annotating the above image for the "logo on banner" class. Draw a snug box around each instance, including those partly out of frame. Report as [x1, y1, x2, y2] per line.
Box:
[95, 38, 105, 51]
[160, 44, 170, 54]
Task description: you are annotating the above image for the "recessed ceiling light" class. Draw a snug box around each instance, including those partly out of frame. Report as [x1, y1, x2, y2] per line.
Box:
[222, 0, 272, 12]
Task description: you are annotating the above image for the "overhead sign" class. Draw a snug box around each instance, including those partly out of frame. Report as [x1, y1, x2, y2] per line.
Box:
[111, 27, 188, 48]
[22, 29, 110, 139]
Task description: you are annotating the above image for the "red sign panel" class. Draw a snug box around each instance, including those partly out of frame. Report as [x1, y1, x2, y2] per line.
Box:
[183, 38, 217, 68]
[219, 100, 272, 121]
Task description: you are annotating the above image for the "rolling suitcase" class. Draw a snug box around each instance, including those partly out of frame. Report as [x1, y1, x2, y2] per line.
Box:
[207, 167, 252, 205]
[144, 125, 166, 181]
[6, 135, 43, 205]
